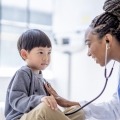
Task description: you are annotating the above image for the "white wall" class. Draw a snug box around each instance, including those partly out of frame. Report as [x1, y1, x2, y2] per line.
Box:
[52, 0, 105, 33]
[50, 48, 119, 103]
[71, 49, 119, 102]
[50, 0, 120, 103]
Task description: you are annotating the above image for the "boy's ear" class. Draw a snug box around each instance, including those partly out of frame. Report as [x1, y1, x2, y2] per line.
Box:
[20, 49, 28, 60]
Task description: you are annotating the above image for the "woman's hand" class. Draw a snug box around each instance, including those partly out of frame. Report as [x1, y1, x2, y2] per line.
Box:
[56, 96, 80, 107]
[44, 83, 80, 107]
[44, 82, 59, 98]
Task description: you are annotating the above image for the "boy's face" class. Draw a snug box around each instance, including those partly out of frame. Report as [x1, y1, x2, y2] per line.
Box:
[22, 47, 52, 72]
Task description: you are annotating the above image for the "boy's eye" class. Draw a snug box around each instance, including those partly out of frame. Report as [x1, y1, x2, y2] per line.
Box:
[48, 52, 51, 55]
[39, 52, 43, 54]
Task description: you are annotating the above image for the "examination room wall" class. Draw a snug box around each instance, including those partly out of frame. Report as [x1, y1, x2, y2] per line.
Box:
[50, 0, 120, 103]
[51, 48, 120, 103]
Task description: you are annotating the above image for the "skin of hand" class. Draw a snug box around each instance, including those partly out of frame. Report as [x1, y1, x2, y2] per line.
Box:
[41, 95, 58, 110]
[44, 83, 80, 107]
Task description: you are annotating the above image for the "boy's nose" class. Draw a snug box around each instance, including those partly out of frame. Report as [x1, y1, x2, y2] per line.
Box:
[42, 55, 48, 61]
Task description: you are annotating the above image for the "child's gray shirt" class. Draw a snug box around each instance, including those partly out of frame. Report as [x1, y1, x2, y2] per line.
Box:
[5, 65, 49, 120]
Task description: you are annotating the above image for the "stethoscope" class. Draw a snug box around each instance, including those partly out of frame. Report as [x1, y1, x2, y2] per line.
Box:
[65, 40, 115, 115]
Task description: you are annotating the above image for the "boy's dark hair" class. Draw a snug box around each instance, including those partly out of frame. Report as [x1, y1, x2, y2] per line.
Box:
[89, 0, 120, 42]
[17, 29, 52, 53]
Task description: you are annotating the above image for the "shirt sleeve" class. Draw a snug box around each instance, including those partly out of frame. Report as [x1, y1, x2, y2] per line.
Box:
[80, 93, 120, 120]
[8, 69, 45, 113]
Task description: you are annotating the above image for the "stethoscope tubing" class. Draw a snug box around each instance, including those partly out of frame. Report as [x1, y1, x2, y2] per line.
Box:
[65, 43, 115, 116]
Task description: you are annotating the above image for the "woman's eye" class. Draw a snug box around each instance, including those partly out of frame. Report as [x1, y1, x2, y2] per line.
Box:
[85, 42, 91, 48]
[88, 44, 91, 48]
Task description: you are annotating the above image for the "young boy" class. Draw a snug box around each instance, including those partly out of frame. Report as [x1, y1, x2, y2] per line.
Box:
[4, 29, 57, 120]
[5, 29, 85, 120]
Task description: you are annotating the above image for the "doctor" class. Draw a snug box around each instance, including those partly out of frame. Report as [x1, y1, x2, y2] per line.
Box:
[34, 0, 120, 120]
[78, 0, 120, 119]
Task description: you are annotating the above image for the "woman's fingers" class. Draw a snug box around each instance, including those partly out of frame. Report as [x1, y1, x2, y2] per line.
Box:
[44, 83, 58, 96]
[44, 83, 52, 94]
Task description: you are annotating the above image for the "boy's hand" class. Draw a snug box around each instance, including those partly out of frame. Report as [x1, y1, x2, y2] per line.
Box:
[41, 95, 58, 110]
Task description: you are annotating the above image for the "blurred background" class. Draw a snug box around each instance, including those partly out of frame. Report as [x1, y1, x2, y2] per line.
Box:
[0, 0, 119, 105]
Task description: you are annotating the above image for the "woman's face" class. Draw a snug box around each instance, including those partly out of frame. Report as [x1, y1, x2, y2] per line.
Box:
[85, 27, 110, 66]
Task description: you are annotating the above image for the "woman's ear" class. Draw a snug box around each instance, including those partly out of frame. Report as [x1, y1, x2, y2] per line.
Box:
[104, 34, 113, 44]
[20, 49, 28, 60]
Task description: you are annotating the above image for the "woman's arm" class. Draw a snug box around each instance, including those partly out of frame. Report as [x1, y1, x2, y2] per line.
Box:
[80, 93, 120, 120]
[44, 83, 80, 107]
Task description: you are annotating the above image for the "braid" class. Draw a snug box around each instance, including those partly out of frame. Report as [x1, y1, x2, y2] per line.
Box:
[103, 0, 120, 42]
[90, 12, 119, 38]
[90, 0, 120, 42]
[103, 0, 120, 21]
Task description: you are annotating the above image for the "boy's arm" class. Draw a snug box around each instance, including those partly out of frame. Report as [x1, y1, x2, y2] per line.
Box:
[9, 70, 45, 113]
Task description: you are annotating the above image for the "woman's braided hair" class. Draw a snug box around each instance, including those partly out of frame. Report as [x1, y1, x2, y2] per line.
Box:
[90, 0, 120, 42]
